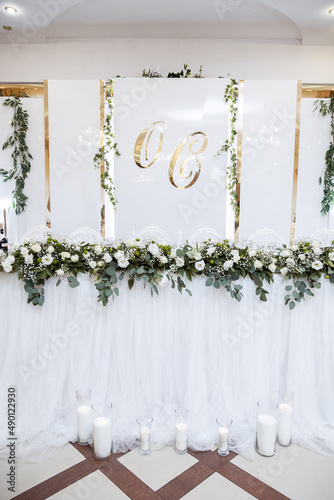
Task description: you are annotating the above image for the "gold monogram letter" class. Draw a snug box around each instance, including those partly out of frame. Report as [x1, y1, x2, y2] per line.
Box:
[134, 121, 165, 168]
[169, 132, 208, 189]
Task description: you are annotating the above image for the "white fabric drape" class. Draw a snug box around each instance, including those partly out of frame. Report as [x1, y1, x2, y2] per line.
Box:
[1, 273, 334, 464]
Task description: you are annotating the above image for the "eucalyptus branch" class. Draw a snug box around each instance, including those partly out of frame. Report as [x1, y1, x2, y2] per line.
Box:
[0, 92, 33, 215]
[314, 97, 334, 215]
[93, 79, 120, 209]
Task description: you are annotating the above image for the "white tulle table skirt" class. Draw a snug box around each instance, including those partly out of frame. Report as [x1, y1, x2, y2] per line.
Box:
[1, 273, 334, 464]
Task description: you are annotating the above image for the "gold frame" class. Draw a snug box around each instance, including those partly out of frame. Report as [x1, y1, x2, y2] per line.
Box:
[0, 83, 44, 98]
[290, 81, 303, 245]
[100, 79, 105, 238]
[235, 80, 244, 241]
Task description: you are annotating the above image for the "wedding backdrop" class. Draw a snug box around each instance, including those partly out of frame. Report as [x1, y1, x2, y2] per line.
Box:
[1, 75, 334, 465]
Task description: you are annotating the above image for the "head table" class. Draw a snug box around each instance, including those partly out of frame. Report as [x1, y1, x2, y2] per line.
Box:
[0, 272, 334, 464]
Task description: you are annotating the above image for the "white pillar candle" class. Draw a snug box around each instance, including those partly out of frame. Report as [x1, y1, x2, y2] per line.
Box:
[278, 403, 293, 446]
[175, 422, 188, 451]
[77, 405, 92, 443]
[218, 427, 229, 452]
[140, 427, 150, 451]
[93, 417, 112, 458]
[257, 414, 277, 456]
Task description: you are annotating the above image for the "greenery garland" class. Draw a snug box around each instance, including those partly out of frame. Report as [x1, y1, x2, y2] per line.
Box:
[314, 97, 334, 215]
[1, 237, 333, 310]
[93, 80, 120, 208]
[0, 93, 33, 215]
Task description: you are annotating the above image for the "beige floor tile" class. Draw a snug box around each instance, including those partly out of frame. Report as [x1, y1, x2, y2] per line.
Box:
[180, 472, 256, 500]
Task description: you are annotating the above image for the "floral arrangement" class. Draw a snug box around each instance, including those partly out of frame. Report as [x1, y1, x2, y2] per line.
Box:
[1, 237, 334, 309]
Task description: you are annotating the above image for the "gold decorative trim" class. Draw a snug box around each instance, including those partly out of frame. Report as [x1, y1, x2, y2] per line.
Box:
[3, 209, 7, 237]
[44, 80, 51, 228]
[0, 83, 44, 98]
[290, 80, 302, 245]
[302, 85, 334, 99]
[235, 80, 244, 241]
[100, 80, 105, 238]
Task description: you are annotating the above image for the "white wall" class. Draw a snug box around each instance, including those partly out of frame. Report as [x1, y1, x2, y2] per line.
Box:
[0, 39, 334, 82]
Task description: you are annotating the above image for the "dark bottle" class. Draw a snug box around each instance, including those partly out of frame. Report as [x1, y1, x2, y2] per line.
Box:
[0, 223, 8, 253]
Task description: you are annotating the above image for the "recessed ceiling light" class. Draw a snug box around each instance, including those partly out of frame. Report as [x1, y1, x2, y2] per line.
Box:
[2, 25, 13, 31]
[329, 8, 334, 15]
[4, 6, 17, 14]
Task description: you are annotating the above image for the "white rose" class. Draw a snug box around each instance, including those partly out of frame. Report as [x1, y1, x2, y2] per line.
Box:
[61, 251, 71, 260]
[98, 260, 104, 267]
[126, 239, 136, 247]
[103, 253, 112, 263]
[159, 255, 168, 264]
[41, 254, 53, 265]
[56, 269, 64, 277]
[281, 249, 291, 258]
[329, 252, 334, 261]
[24, 254, 33, 265]
[114, 250, 124, 260]
[232, 249, 240, 263]
[248, 249, 257, 257]
[311, 241, 320, 248]
[206, 246, 216, 257]
[223, 260, 233, 271]
[6, 255, 15, 264]
[2, 261, 12, 272]
[20, 247, 29, 257]
[280, 267, 288, 277]
[175, 257, 185, 268]
[148, 243, 160, 256]
[268, 263, 276, 273]
[298, 254, 306, 261]
[291, 245, 298, 252]
[118, 258, 129, 268]
[254, 260, 263, 269]
[159, 272, 169, 287]
[31, 243, 41, 253]
[192, 250, 202, 261]
[94, 245, 102, 255]
[313, 247, 322, 255]
[47, 246, 55, 254]
[89, 261, 97, 269]
[286, 258, 295, 266]
[71, 255, 79, 262]
[195, 260, 205, 271]
[311, 260, 323, 270]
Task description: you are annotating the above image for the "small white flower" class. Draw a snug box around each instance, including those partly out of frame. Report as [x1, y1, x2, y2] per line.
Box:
[31, 243, 41, 253]
[175, 257, 185, 268]
[311, 241, 320, 248]
[94, 245, 102, 255]
[2, 261, 12, 272]
[126, 239, 136, 247]
[254, 260, 263, 269]
[206, 246, 216, 257]
[298, 253, 306, 261]
[281, 249, 291, 258]
[159, 272, 169, 287]
[47, 245, 55, 254]
[170, 249, 177, 258]
[192, 250, 202, 261]
[20, 247, 29, 257]
[118, 258, 129, 268]
[313, 247, 322, 255]
[195, 260, 205, 271]
[248, 249, 257, 257]
[25, 254, 34, 265]
[223, 260, 234, 271]
[232, 249, 240, 263]
[89, 261, 97, 269]
[286, 257, 295, 266]
[148, 243, 160, 256]
[280, 267, 288, 277]
[269, 263, 276, 273]
[114, 250, 124, 260]
[329, 252, 334, 261]
[159, 255, 168, 264]
[98, 260, 104, 267]
[6, 255, 15, 264]
[103, 253, 112, 263]
[61, 251, 71, 260]
[71, 254, 79, 262]
[56, 269, 64, 277]
[41, 254, 53, 266]
[291, 244, 299, 252]
[311, 260, 323, 270]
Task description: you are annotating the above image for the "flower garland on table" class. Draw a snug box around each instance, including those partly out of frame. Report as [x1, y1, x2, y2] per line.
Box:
[0, 92, 33, 215]
[1, 237, 334, 310]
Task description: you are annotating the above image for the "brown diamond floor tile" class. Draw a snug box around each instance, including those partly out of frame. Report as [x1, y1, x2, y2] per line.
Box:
[188, 449, 237, 471]
[157, 461, 214, 500]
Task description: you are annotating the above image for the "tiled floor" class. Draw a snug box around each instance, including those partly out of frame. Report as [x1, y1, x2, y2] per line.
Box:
[1, 442, 334, 500]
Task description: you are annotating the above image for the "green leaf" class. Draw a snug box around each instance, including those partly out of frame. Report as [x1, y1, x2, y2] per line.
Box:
[289, 301, 296, 310]
[205, 278, 213, 286]
[285, 285, 292, 291]
[213, 279, 220, 289]
[105, 288, 113, 298]
[67, 276, 79, 288]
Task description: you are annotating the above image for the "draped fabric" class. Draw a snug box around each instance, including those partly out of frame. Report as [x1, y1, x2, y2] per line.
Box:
[1, 273, 334, 464]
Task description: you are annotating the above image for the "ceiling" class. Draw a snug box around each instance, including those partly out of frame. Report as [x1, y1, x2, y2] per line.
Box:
[0, 0, 333, 45]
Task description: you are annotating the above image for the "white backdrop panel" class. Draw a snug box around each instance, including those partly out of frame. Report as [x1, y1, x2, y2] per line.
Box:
[295, 99, 331, 239]
[48, 80, 101, 235]
[239, 81, 298, 244]
[0, 97, 45, 243]
[114, 79, 229, 242]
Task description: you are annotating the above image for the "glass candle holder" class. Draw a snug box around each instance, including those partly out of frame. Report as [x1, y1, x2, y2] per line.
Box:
[256, 400, 278, 457]
[277, 391, 294, 447]
[76, 388, 92, 446]
[92, 401, 112, 459]
[216, 417, 233, 456]
[136, 417, 153, 456]
[175, 409, 188, 454]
